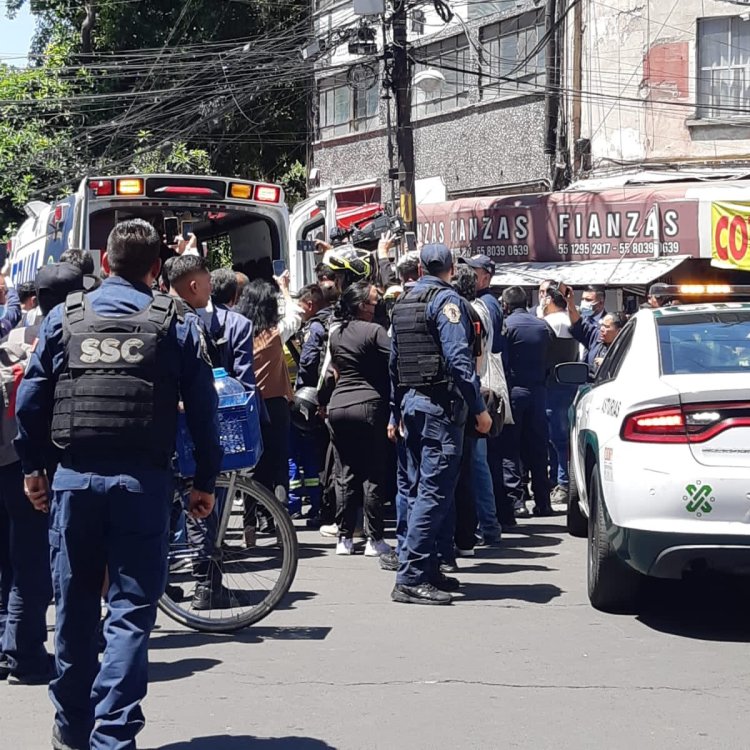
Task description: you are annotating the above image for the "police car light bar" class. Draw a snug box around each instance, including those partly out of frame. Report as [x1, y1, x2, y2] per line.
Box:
[648, 283, 750, 297]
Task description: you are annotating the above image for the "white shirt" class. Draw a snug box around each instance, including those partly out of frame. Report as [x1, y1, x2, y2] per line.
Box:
[545, 310, 573, 338]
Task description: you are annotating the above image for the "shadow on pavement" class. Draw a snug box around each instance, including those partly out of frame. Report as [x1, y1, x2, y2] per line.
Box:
[500, 533, 563, 549]
[297, 544, 334, 561]
[157, 735, 335, 749]
[477, 547, 557, 560]
[148, 658, 221, 683]
[462, 562, 556, 575]
[636, 573, 750, 642]
[459, 582, 563, 604]
[150, 626, 332, 650]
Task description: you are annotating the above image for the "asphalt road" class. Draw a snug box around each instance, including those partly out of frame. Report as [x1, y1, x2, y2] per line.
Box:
[4, 513, 750, 750]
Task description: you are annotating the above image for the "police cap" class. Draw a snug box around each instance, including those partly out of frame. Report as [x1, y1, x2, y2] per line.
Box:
[420, 244, 453, 275]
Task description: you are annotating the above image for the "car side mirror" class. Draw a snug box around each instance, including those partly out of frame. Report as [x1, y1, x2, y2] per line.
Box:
[555, 362, 589, 386]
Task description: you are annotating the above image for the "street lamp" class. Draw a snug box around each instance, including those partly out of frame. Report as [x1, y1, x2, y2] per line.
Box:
[414, 69, 445, 94]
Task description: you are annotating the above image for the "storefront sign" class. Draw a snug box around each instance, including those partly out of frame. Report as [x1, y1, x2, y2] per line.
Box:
[417, 189, 701, 264]
[711, 201, 750, 270]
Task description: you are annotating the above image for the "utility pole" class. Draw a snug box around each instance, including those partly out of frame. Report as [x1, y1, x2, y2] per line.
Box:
[390, 1, 417, 233]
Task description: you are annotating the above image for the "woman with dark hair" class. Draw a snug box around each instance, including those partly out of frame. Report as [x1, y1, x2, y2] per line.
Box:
[235, 275, 302, 545]
[318, 280, 392, 557]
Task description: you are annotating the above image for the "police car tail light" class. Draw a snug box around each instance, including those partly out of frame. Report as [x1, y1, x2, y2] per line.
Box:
[621, 407, 687, 443]
[622, 403, 750, 444]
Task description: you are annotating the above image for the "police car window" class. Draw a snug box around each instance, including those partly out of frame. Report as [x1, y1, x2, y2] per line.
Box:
[594, 319, 636, 384]
[657, 311, 750, 374]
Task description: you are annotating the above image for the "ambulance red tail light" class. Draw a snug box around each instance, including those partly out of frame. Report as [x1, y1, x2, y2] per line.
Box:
[622, 403, 750, 443]
[255, 185, 281, 204]
[90, 179, 114, 197]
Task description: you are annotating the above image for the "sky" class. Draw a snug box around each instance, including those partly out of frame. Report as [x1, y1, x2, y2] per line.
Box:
[0, 4, 36, 65]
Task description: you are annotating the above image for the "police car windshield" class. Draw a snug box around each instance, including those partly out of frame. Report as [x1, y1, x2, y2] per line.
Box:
[657, 311, 750, 375]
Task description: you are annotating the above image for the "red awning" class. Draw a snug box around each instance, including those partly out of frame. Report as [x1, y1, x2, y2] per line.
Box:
[336, 203, 382, 230]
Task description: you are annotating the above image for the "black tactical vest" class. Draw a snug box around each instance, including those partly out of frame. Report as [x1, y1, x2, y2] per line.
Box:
[391, 286, 447, 389]
[51, 291, 178, 467]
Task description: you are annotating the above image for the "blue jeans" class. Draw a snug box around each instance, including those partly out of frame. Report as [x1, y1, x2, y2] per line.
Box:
[546, 385, 576, 488]
[0, 462, 52, 675]
[49, 467, 172, 750]
[397, 395, 464, 586]
[473, 440, 502, 540]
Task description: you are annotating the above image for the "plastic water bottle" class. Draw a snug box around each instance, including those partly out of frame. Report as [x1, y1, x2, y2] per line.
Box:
[213, 368, 247, 455]
[213, 368, 246, 407]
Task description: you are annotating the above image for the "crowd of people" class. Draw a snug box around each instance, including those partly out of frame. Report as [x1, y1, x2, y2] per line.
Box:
[0, 217, 648, 748]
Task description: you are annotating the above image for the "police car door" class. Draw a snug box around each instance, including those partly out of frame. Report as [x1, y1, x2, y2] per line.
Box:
[578, 320, 638, 482]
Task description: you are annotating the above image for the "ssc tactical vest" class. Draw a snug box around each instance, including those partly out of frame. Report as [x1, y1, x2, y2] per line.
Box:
[391, 286, 447, 389]
[51, 291, 178, 466]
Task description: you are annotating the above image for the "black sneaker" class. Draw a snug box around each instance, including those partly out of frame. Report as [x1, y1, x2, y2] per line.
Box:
[431, 573, 460, 593]
[192, 582, 234, 611]
[515, 506, 531, 519]
[0, 653, 10, 680]
[52, 724, 84, 750]
[379, 550, 399, 572]
[391, 583, 452, 605]
[164, 583, 185, 603]
[532, 504, 554, 517]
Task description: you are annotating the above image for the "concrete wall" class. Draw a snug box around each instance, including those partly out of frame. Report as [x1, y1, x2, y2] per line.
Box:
[575, 0, 750, 172]
[312, 95, 549, 196]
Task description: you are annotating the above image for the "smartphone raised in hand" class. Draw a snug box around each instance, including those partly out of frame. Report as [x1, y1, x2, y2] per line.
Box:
[272, 259, 287, 277]
[164, 217, 178, 245]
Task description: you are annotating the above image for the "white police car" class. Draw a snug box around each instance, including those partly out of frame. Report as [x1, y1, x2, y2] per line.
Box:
[561, 285, 750, 612]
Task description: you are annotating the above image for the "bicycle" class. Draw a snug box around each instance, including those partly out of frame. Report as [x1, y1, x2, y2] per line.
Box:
[158, 470, 298, 633]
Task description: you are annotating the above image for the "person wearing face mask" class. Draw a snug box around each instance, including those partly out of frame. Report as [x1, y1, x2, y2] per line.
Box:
[579, 285, 607, 322]
[535, 279, 558, 319]
[317, 281, 393, 559]
[567, 288, 627, 375]
[542, 283, 580, 506]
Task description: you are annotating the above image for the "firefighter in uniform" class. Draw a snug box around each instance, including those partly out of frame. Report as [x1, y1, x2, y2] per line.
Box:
[14, 219, 222, 750]
[390, 244, 492, 605]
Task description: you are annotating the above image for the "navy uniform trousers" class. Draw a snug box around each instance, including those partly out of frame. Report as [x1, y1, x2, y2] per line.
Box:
[0, 461, 51, 675]
[396, 393, 464, 586]
[49, 466, 172, 750]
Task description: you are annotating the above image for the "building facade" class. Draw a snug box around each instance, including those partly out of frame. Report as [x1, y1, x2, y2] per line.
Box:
[569, 0, 750, 176]
[310, 0, 555, 205]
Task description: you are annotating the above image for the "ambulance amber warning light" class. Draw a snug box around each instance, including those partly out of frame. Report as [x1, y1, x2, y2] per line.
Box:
[116, 178, 144, 196]
[230, 184, 253, 200]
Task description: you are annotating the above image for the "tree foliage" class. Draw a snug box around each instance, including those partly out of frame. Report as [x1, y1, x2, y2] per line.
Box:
[1, 0, 309, 222]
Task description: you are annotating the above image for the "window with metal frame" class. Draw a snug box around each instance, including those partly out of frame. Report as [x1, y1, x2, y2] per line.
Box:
[697, 16, 750, 119]
[468, 1, 516, 22]
[480, 9, 546, 101]
[413, 34, 473, 119]
[317, 72, 380, 140]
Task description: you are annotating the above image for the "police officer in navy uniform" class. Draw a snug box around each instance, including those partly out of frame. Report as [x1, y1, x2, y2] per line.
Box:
[14, 219, 222, 750]
[390, 244, 492, 605]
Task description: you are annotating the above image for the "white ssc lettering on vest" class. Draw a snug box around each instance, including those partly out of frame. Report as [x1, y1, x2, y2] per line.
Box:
[79, 338, 145, 365]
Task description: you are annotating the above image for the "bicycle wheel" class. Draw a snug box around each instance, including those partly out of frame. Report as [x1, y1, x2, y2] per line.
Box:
[158, 475, 298, 633]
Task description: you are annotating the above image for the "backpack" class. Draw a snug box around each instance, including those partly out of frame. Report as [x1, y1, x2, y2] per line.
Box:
[0, 340, 33, 466]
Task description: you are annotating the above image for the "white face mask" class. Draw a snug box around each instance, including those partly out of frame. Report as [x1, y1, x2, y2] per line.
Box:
[579, 300, 594, 317]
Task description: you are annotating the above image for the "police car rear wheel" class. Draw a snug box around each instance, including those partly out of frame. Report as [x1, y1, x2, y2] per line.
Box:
[566, 457, 587, 538]
[587, 468, 640, 613]
[158, 476, 298, 633]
